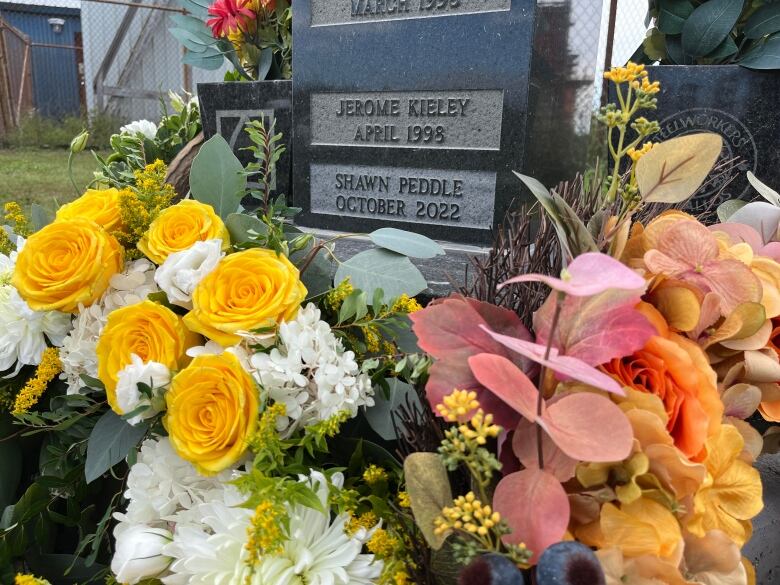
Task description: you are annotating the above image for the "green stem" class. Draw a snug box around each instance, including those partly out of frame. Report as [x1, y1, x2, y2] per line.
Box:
[67, 150, 80, 198]
[536, 292, 564, 470]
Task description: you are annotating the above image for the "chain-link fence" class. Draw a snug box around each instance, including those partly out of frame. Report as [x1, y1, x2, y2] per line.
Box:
[0, 0, 225, 130]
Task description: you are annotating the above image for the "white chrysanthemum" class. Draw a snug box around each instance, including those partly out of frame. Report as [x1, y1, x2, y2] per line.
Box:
[115, 354, 170, 425]
[162, 471, 382, 585]
[114, 436, 237, 527]
[59, 259, 158, 393]
[250, 304, 374, 434]
[154, 239, 224, 309]
[0, 284, 71, 375]
[120, 119, 158, 140]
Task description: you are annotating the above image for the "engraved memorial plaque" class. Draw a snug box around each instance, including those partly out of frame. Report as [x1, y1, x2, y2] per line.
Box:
[292, 0, 535, 244]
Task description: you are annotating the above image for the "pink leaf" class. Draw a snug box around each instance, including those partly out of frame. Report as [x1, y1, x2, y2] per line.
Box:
[534, 288, 656, 368]
[468, 353, 542, 422]
[501, 252, 647, 297]
[480, 325, 626, 395]
[512, 416, 577, 482]
[493, 468, 570, 564]
[540, 393, 633, 462]
[410, 295, 535, 427]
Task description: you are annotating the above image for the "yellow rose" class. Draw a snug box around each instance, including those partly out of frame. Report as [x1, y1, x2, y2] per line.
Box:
[184, 248, 307, 346]
[96, 299, 199, 412]
[164, 352, 258, 474]
[13, 218, 123, 313]
[137, 199, 230, 263]
[55, 188, 123, 232]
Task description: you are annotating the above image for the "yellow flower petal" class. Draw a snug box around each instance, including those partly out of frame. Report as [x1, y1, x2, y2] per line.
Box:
[600, 498, 682, 560]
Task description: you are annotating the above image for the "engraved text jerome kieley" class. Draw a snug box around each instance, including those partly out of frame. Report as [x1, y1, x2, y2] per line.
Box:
[311, 90, 504, 150]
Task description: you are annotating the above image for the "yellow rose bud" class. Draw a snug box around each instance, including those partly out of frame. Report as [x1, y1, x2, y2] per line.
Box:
[164, 352, 259, 474]
[96, 299, 200, 412]
[137, 199, 230, 264]
[12, 218, 123, 313]
[183, 248, 307, 346]
[55, 188, 123, 232]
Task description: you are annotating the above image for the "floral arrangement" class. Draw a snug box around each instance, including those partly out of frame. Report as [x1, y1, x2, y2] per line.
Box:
[0, 64, 775, 585]
[637, 0, 780, 70]
[0, 121, 437, 582]
[170, 0, 291, 80]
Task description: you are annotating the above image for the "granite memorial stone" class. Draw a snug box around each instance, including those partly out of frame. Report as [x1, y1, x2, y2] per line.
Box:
[291, 0, 536, 245]
[198, 80, 293, 200]
[648, 66, 780, 214]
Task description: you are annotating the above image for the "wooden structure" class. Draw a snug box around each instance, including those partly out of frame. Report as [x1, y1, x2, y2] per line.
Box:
[0, 16, 33, 133]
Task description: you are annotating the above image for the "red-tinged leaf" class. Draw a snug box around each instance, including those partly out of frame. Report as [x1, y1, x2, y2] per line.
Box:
[468, 353, 541, 422]
[409, 294, 532, 362]
[480, 325, 625, 395]
[534, 288, 656, 368]
[501, 252, 646, 297]
[410, 295, 535, 427]
[539, 393, 633, 462]
[493, 468, 570, 564]
[512, 416, 577, 482]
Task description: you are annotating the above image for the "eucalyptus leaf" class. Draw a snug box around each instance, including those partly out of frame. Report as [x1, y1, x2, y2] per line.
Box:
[365, 379, 421, 441]
[747, 171, 780, 206]
[665, 34, 694, 64]
[182, 51, 225, 70]
[369, 227, 445, 259]
[404, 452, 453, 550]
[168, 27, 213, 52]
[705, 35, 738, 60]
[744, 3, 780, 39]
[657, 0, 695, 35]
[30, 204, 53, 232]
[636, 133, 723, 203]
[716, 199, 748, 222]
[681, 0, 744, 57]
[169, 13, 212, 36]
[740, 33, 780, 69]
[85, 411, 147, 483]
[257, 47, 274, 81]
[225, 213, 268, 244]
[335, 249, 427, 303]
[190, 135, 247, 219]
[301, 250, 333, 298]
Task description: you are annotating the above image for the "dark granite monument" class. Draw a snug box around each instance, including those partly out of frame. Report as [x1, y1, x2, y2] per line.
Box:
[198, 80, 293, 200]
[649, 66, 780, 214]
[291, 0, 536, 245]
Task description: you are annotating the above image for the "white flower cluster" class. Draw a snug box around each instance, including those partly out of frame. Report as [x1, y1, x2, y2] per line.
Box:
[0, 237, 70, 375]
[251, 303, 375, 434]
[162, 471, 382, 585]
[59, 259, 158, 393]
[113, 439, 383, 585]
[154, 239, 224, 309]
[111, 436, 241, 584]
[115, 354, 171, 425]
[120, 119, 158, 140]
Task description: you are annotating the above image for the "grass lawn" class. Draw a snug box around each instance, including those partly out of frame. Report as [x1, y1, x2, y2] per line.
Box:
[0, 148, 107, 212]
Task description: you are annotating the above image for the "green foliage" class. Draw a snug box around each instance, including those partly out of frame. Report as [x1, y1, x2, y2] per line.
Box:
[92, 93, 201, 189]
[170, 0, 292, 80]
[190, 135, 247, 219]
[1, 388, 122, 578]
[368, 227, 445, 259]
[1, 111, 122, 150]
[639, 0, 780, 69]
[335, 249, 428, 302]
[84, 411, 148, 484]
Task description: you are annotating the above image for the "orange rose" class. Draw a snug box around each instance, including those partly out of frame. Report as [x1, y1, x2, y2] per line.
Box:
[604, 303, 722, 459]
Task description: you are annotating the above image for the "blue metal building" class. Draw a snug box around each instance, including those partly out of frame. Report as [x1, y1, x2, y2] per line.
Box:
[0, 1, 83, 117]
